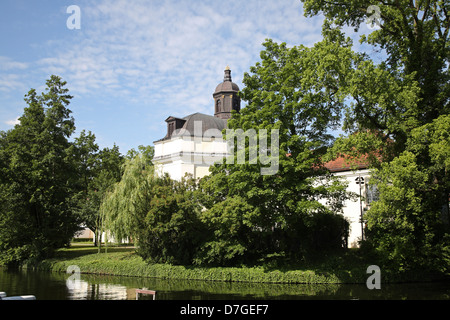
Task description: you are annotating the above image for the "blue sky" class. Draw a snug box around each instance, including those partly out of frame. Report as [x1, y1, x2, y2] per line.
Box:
[0, 0, 379, 154]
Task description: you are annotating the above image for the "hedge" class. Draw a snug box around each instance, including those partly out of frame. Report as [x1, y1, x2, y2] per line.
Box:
[28, 250, 371, 284]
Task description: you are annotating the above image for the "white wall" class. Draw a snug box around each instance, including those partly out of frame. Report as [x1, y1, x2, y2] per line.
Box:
[331, 169, 372, 248]
[155, 135, 373, 248]
[154, 136, 228, 180]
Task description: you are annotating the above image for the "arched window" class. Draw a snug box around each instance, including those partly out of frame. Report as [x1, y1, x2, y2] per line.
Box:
[216, 99, 221, 113]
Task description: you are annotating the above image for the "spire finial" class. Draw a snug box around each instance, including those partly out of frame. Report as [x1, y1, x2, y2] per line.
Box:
[224, 66, 232, 82]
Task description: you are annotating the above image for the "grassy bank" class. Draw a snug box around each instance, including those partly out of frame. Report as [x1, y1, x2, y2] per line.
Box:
[25, 244, 402, 284]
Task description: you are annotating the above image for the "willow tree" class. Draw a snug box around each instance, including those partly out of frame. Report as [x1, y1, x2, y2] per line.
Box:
[101, 154, 155, 246]
[101, 153, 205, 264]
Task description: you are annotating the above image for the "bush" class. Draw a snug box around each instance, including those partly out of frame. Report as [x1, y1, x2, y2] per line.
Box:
[136, 175, 207, 265]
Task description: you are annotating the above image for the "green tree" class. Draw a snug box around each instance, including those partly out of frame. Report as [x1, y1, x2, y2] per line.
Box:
[302, 0, 449, 129]
[366, 115, 450, 272]
[197, 39, 352, 266]
[138, 174, 206, 265]
[0, 76, 81, 265]
[101, 148, 154, 245]
[71, 132, 125, 247]
[301, 0, 450, 271]
[102, 148, 206, 264]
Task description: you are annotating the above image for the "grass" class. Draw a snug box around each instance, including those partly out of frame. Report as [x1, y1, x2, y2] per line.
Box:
[29, 244, 382, 284]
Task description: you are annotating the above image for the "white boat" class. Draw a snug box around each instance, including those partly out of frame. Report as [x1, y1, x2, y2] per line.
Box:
[0, 292, 36, 300]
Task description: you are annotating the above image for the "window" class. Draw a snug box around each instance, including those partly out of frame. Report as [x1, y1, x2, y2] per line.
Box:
[216, 99, 221, 113]
[168, 122, 175, 137]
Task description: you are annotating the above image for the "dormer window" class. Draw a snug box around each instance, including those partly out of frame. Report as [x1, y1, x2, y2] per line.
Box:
[165, 116, 186, 139]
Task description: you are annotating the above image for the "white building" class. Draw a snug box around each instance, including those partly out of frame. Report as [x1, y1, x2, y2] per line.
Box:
[153, 66, 239, 180]
[153, 67, 375, 248]
[323, 156, 376, 248]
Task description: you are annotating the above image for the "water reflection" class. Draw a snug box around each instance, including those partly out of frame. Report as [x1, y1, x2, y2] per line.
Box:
[1, 267, 450, 300]
[67, 280, 130, 300]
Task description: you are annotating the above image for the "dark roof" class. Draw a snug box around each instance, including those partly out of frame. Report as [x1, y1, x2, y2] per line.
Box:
[214, 81, 239, 93]
[155, 113, 227, 142]
[214, 67, 239, 93]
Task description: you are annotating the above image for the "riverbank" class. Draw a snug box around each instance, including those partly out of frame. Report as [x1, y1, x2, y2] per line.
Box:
[22, 243, 446, 285]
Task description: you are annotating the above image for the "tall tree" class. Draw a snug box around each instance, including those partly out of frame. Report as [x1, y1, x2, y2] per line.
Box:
[197, 39, 352, 266]
[70, 131, 125, 246]
[302, 0, 449, 155]
[139, 174, 205, 265]
[101, 147, 153, 245]
[0, 76, 81, 265]
[300, 0, 450, 271]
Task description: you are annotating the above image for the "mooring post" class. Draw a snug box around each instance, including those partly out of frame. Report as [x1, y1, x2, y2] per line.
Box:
[135, 289, 156, 300]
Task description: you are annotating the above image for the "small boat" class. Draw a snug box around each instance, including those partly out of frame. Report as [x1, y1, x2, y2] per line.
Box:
[0, 292, 36, 300]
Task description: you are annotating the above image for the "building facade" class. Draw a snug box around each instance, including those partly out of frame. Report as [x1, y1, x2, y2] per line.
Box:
[324, 156, 376, 248]
[153, 66, 240, 180]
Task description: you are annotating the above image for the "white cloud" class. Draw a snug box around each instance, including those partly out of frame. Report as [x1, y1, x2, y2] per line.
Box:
[5, 117, 20, 126]
[0, 56, 28, 71]
[35, 0, 323, 111]
[0, 73, 28, 93]
[0, 57, 30, 93]
[0, 0, 326, 148]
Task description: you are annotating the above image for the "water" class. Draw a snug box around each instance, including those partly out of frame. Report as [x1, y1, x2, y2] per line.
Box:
[1, 266, 450, 300]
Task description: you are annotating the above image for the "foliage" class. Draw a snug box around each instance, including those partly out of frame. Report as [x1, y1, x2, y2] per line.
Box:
[0, 76, 81, 265]
[34, 245, 375, 284]
[302, 0, 449, 127]
[365, 152, 442, 271]
[0, 76, 130, 265]
[300, 0, 450, 272]
[137, 174, 206, 265]
[101, 153, 155, 243]
[196, 39, 352, 266]
[102, 151, 206, 265]
[71, 133, 125, 246]
[365, 115, 450, 272]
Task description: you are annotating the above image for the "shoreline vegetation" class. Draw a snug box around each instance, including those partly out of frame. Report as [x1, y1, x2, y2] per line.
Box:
[21, 243, 449, 285]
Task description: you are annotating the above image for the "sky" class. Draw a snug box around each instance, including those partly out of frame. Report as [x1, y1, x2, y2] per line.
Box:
[0, 0, 379, 154]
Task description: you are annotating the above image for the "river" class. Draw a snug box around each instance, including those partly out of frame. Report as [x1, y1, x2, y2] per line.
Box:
[1, 267, 450, 300]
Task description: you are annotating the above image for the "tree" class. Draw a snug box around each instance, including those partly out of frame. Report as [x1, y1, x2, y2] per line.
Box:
[138, 174, 206, 265]
[300, 0, 450, 271]
[101, 148, 154, 245]
[365, 115, 450, 272]
[71, 132, 125, 247]
[301, 0, 449, 154]
[0, 76, 81, 265]
[197, 39, 352, 266]
[302, 0, 449, 126]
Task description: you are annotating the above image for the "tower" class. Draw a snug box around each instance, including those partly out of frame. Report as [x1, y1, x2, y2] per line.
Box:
[213, 66, 240, 120]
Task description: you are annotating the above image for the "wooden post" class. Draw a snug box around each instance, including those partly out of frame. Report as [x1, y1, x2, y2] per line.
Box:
[135, 289, 156, 300]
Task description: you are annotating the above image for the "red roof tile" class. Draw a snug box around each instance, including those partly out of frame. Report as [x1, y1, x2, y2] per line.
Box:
[324, 154, 370, 172]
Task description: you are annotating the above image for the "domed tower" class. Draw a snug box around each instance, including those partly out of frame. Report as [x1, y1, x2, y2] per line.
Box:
[213, 66, 240, 120]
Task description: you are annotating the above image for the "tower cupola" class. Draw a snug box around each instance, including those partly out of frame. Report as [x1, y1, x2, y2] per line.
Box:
[213, 66, 240, 120]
